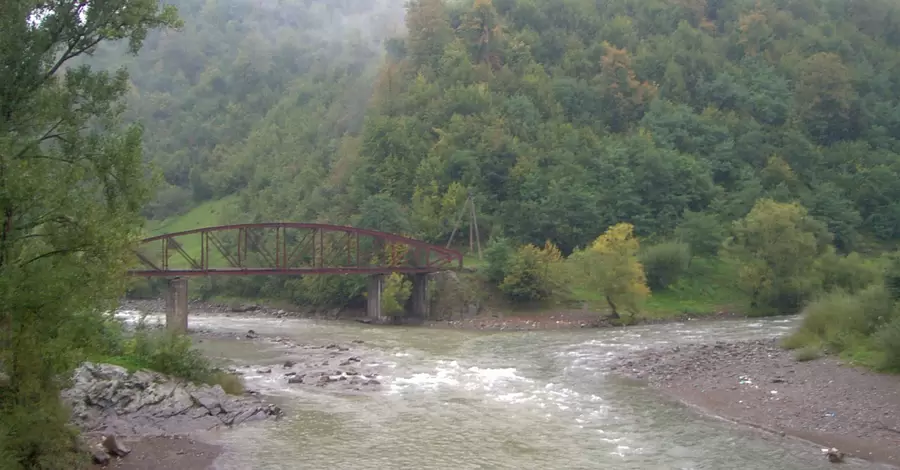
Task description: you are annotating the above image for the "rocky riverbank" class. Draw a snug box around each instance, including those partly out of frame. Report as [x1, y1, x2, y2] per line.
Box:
[609, 339, 900, 466]
[63, 362, 283, 438]
[65, 332, 384, 467]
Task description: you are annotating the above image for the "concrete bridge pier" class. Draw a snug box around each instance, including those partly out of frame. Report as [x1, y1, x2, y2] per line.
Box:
[408, 273, 429, 321]
[165, 277, 189, 334]
[366, 274, 385, 322]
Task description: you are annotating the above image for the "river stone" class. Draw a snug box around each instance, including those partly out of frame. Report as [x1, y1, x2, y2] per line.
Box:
[62, 362, 283, 436]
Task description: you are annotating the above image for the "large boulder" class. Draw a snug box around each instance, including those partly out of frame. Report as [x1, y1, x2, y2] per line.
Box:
[62, 363, 282, 436]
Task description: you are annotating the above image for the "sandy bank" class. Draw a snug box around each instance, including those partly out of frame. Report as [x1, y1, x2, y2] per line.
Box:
[609, 338, 900, 466]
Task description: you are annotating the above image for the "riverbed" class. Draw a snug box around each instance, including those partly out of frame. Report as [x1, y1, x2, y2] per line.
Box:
[117, 311, 894, 469]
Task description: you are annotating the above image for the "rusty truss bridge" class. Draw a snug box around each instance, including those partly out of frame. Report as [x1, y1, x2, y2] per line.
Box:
[130, 223, 464, 277]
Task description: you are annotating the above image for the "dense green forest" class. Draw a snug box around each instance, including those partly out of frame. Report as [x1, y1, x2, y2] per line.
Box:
[92, 0, 900, 366]
[115, 0, 900, 253]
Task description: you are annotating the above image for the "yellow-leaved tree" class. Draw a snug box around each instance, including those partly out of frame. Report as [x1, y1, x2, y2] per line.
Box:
[568, 223, 650, 319]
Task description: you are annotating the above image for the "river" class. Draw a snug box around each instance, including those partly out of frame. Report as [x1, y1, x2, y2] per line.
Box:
[122, 312, 889, 469]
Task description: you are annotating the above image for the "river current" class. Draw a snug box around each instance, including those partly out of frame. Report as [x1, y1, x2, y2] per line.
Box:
[121, 312, 888, 469]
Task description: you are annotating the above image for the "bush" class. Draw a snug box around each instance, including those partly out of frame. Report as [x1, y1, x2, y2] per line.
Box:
[640, 242, 691, 291]
[819, 249, 881, 295]
[883, 252, 900, 300]
[792, 286, 893, 350]
[874, 316, 900, 371]
[381, 273, 412, 317]
[483, 237, 515, 284]
[101, 317, 244, 394]
[784, 284, 900, 371]
[499, 241, 566, 303]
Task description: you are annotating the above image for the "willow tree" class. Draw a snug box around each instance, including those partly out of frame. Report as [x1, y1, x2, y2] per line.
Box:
[0, 1, 178, 467]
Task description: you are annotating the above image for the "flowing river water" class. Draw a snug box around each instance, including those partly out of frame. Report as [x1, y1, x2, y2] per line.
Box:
[124, 312, 890, 469]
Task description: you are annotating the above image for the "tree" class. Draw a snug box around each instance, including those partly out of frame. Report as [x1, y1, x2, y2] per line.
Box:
[723, 199, 831, 314]
[0, 1, 179, 467]
[568, 223, 649, 319]
[405, 0, 453, 74]
[674, 210, 726, 256]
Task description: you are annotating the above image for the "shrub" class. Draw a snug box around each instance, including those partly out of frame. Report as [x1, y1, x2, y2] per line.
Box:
[103, 317, 244, 394]
[791, 286, 893, 351]
[784, 284, 900, 371]
[125, 329, 213, 383]
[640, 242, 691, 291]
[483, 237, 515, 284]
[819, 249, 881, 295]
[499, 241, 566, 303]
[874, 316, 900, 371]
[381, 273, 412, 317]
[883, 252, 900, 300]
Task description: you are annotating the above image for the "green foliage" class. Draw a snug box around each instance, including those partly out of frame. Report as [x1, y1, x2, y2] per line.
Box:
[818, 249, 882, 295]
[287, 275, 365, 309]
[82, 0, 900, 312]
[640, 242, 691, 291]
[784, 285, 900, 371]
[99, 316, 244, 394]
[0, 1, 178, 468]
[498, 241, 566, 303]
[568, 223, 650, 318]
[883, 252, 900, 300]
[874, 317, 900, 371]
[410, 181, 468, 243]
[674, 210, 727, 256]
[483, 236, 515, 284]
[724, 199, 830, 314]
[381, 273, 412, 316]
[642, 256, 746, 316]
[124, 329, 214, 384]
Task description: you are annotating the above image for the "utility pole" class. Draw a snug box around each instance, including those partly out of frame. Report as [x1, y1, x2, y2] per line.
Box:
[445, 190, 483, 260]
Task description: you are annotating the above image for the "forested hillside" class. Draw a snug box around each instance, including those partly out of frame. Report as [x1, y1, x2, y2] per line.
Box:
[105, 0, 900, 250]
[105, 0, 900, 316]
[83, 0, 404, 220]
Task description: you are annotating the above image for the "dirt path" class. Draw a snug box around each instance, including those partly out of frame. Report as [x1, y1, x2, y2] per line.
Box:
[610, 339, 900, 466]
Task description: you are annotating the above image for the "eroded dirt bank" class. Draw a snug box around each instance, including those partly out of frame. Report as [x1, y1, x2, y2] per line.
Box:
[609, 338, 900, 466]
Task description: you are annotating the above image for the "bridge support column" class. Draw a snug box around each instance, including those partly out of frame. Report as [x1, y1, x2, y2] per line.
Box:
[165, 277, 189, 334]
[366, 274, 385, 323]
[408, 273, 429, 321]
